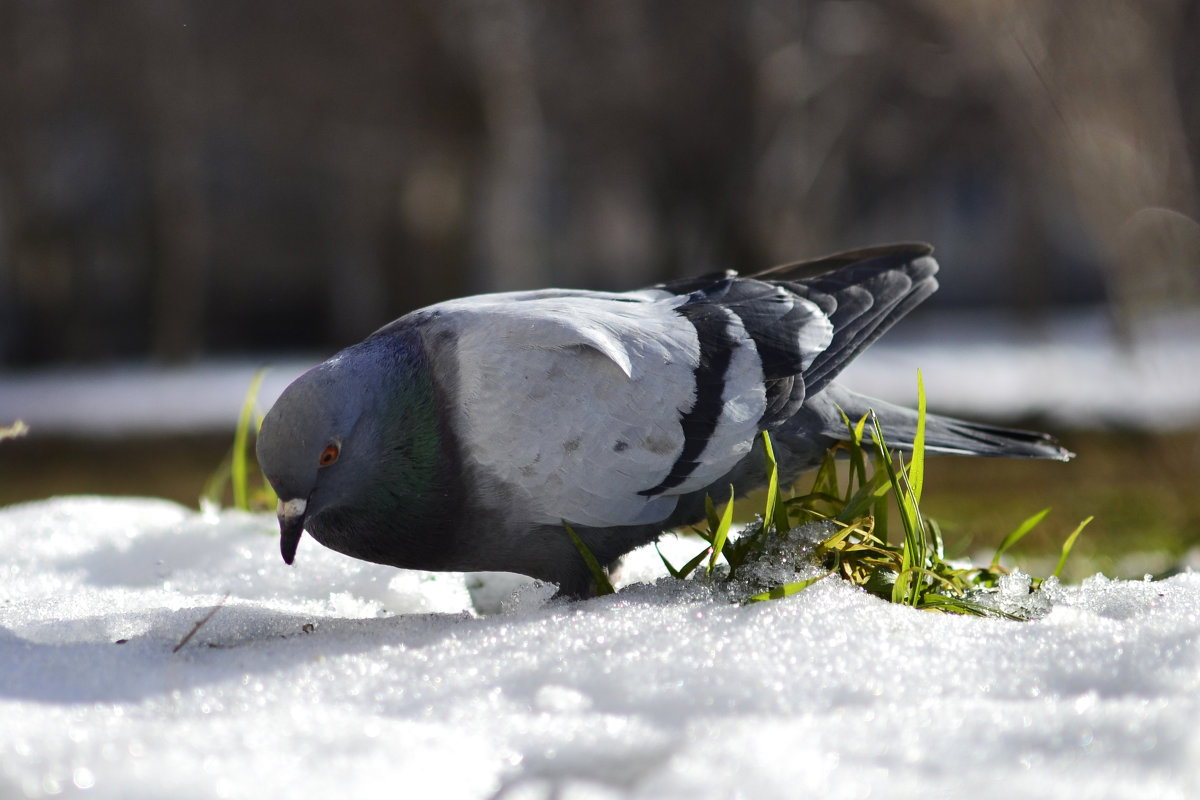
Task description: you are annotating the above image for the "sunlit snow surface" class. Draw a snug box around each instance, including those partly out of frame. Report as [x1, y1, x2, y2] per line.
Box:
[3, 499, 1200, 799]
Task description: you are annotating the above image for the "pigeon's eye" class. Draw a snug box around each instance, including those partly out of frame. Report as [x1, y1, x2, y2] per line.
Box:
[318, 443, 340, 467]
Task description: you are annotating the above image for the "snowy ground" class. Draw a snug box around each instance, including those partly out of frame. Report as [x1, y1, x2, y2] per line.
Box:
[3, 307, 1199, 797]
[3, 497, 1200, 799]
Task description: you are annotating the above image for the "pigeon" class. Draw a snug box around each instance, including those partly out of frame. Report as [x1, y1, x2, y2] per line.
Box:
[257, 243, 1072, 598]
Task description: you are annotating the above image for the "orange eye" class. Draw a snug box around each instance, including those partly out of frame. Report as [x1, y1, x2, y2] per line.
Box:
[318, 443, 340, 467]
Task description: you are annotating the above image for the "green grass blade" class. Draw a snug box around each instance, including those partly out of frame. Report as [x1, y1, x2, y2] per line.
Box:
[762, 431, 780, 532]
[920, 594, 1025, 620]
[810, 447, 840, 499]
[678, 546, 713, 580]
[656, 540, 712, 580]
[894, 452, 925, 556]
[870, 408, 931, 607]
[928, 517, 945, 562]
[745, 576, 823, 603]
[563, 521, 615, 596]
[871, 445, 890, 544]
[1053, 516, 1093, 578]
[655, 543, 682, 578]
[840, 410, 870, 502]
[893, 565, 961, 595]
[761, 431, 790, 535]
[836, 469, 892, 523]
[707, 486, 736, 576]
[787, 491, 843, 513]
[990, 507, 1051, 569]
[746, 551, 841, 603]
[909, 369, 926, 505]
[232, 369, 268, 511]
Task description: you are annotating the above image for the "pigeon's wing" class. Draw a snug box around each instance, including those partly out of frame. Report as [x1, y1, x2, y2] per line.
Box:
[755, 244, 939, 396]
[408, 243, 937, 531]
[647, 243, 936, 428]
[750, 242, 933, 282]
[418, 286, 826, 529]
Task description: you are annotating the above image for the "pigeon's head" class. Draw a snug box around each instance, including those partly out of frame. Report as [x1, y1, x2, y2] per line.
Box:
[256, 333, 448, 567]
[256, 353, 377, 565]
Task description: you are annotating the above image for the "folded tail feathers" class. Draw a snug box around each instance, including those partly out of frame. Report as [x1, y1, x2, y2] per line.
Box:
[878, 408, 1075, 462]
[825, 387, 1074, 462]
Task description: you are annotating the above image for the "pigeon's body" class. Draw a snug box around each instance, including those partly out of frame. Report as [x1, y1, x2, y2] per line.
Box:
[257, 244, 1072, 597]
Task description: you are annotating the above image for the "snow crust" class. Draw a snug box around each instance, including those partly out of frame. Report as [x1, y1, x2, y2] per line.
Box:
[3, 497, 1200, 799]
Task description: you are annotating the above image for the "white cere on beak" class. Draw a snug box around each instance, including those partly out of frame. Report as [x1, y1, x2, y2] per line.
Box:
[278, 497, 308, 520]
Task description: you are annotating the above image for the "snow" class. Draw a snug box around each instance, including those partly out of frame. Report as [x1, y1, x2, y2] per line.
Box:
[0, 362, 311, 437]
[2, 306, 1200, 436]
[4, 498, 1200, 799]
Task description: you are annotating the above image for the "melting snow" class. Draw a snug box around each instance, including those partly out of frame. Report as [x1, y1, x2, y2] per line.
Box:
[2, 497, 1200, 799]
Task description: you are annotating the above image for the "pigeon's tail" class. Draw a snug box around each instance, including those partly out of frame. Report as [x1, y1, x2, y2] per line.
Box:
[872, 401, 1074, 461]
[811, 385, 1074, 462]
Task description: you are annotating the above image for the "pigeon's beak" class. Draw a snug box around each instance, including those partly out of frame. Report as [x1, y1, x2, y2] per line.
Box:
[277, 497, 308, 565]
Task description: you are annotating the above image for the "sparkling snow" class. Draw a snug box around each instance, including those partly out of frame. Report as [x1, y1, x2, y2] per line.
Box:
[3, 497, 1199, 799]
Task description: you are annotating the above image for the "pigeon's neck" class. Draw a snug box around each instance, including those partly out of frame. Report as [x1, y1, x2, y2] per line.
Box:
[380, 356, 450, 498]
[313, 332, 466, 570]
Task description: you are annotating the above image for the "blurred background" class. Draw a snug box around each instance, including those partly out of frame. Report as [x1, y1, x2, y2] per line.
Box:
[2, 0, 1199, 576]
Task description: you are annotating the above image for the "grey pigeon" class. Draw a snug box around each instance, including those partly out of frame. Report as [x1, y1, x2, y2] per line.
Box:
[257, 243, 1072, 598]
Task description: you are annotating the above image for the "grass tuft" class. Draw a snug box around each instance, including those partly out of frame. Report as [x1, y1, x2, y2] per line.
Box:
[990, 508, 1051, 570]
[582, 372, 1090, 618]
[1054, 516, 1094, 578]
[725, 374, 1090, 616]
[202, 369, 278, 513]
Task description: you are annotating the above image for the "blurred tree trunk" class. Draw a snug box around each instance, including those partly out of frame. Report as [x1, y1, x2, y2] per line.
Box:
[466, 0, 554, 291]
[323, 123, 396, 343]
[0, 0, 76, 364]
[0, 1, 20, 363]
[143, 0, 211, 361]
